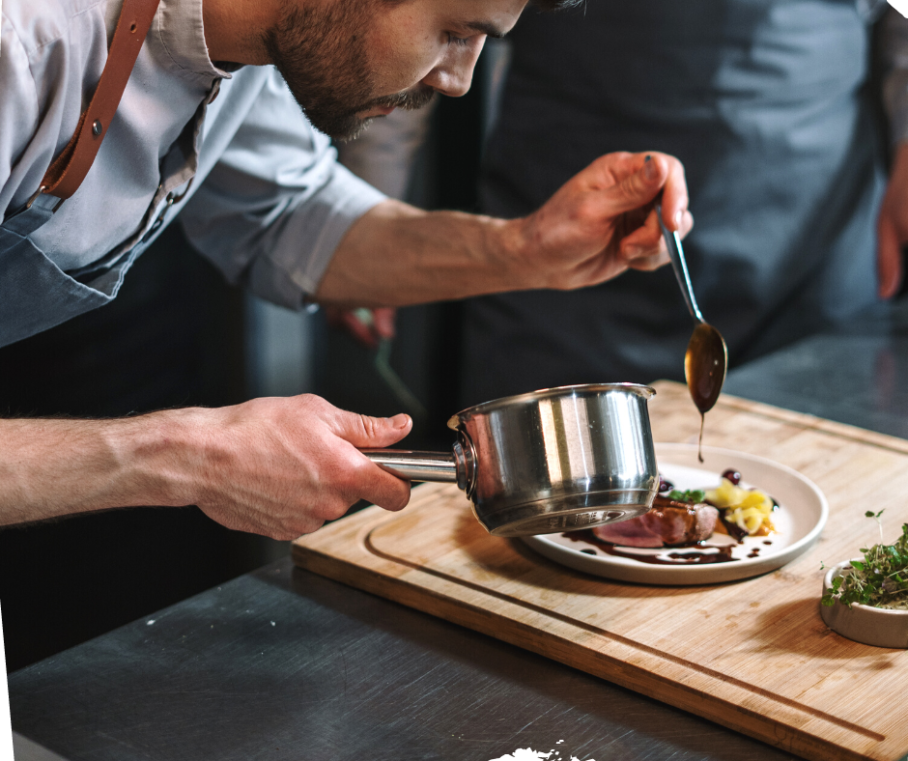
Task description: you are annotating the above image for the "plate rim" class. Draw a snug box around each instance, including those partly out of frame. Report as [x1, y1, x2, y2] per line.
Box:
[521, 443, 829, 585]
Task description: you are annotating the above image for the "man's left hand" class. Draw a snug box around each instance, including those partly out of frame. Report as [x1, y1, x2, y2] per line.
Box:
[511, 151, 693, 291]
[317, 151, 692, 307]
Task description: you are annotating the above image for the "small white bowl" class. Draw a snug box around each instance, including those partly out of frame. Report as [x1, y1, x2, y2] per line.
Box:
[820, 559, 908, 649]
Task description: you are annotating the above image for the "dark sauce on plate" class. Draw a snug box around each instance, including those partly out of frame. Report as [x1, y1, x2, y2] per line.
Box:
[564, 467, 779, 567]
[563, 530, 738, 565]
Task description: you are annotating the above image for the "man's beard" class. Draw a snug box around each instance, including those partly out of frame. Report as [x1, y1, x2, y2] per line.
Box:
[262, 0, 436, 141]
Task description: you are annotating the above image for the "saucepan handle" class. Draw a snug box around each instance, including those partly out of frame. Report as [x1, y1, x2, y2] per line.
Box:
[362, 450, 458, 483]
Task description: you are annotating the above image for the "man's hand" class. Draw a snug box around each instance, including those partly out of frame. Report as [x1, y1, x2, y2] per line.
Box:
[511, 152, 693, 290]
[0, 396, 413, 540]
[317, 150, 692, 307]
[878, 142, 908, 299]
[192, 395, 412, 538]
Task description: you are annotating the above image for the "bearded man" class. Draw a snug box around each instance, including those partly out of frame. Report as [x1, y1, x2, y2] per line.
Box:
[0, 0, 692, 538]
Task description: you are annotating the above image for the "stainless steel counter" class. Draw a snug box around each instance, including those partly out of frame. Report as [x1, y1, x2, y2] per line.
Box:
[9, 559, 799, 761]
[724, 301, 908, 436]
[10, 300, 908, 761]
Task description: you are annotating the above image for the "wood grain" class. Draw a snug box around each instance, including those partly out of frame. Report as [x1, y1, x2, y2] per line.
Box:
[293, 381, 908, 761]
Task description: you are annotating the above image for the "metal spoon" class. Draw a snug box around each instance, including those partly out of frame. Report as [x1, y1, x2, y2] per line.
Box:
[654, 201, 728, 455]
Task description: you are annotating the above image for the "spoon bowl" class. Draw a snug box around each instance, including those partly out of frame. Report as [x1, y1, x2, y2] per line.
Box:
[685, 322, 727, 414]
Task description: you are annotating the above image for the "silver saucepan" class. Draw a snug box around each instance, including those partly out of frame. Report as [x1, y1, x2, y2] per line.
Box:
[363, 383, 658, 537]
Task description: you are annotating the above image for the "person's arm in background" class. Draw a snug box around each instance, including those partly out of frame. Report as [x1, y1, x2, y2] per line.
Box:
[329, 103, 439, 347]
[878, 7, 908, 297]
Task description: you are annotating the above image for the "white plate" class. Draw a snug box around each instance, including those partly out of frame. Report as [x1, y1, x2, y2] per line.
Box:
[521, 443, 829, 585]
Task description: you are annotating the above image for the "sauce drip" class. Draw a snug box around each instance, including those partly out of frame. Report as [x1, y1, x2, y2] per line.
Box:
[564, 530, 739, 566]
[684, 322, 728, 462]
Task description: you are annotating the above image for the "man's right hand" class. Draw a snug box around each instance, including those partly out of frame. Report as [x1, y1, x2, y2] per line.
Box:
[189, 395, 413, 538]
[0, 395, 413, 540]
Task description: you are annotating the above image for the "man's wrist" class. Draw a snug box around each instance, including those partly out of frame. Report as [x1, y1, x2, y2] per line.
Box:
[110, 408, 211, 510]
[486, 215, 536, 293]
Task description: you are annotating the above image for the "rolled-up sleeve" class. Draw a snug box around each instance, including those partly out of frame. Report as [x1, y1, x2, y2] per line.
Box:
[180, 69, 386, 310]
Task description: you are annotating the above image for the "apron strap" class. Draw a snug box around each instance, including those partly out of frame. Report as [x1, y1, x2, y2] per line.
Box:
[38, 0, 161, 202]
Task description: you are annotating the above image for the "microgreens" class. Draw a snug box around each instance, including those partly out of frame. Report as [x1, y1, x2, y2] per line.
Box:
[866, 509, 885, 544]
[821, 515, 908, 610]
[667, 489, 706, 504]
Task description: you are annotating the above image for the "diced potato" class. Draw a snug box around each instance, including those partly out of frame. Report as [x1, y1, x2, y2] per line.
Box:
[706, 477, 775, 536]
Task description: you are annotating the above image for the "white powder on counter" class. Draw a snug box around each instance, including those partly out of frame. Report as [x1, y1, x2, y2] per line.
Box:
[487, 748, 593, 761]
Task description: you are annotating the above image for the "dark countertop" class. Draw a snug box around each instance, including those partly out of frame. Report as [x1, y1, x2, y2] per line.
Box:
[723, 301, 908, 437]
[11, 299, 908, 761]
[9, 560, 799, 761]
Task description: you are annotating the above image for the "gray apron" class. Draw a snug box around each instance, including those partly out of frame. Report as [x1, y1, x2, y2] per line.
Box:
[462, 0, 887, 405]
[0, 195, 151, 347]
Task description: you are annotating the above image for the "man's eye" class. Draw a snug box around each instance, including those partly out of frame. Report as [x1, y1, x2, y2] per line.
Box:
[447, 33, 472, 47]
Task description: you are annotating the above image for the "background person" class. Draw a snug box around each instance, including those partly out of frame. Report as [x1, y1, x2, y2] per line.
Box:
[460, 0, 908, 405]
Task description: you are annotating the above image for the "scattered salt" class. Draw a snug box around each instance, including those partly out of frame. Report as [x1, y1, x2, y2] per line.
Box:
[488, 751, 553, 761]
[487, 749, 593, 761]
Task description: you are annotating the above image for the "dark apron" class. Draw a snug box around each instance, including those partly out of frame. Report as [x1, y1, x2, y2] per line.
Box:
[462, 0, 887, 405]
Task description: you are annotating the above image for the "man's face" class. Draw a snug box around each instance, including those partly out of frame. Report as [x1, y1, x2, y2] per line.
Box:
[263, 0, 527, 141]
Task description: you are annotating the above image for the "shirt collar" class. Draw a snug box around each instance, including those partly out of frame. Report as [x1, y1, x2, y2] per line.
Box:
[152, 0, 234, 88]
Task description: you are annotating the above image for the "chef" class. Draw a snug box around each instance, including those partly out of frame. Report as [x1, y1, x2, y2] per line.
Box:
[0, 0, 692, 538]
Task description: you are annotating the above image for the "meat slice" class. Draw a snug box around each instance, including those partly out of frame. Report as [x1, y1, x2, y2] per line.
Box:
[592, 496, 719, 548]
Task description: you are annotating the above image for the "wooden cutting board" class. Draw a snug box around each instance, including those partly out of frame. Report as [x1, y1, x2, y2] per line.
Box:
[293, 381, 908, 761]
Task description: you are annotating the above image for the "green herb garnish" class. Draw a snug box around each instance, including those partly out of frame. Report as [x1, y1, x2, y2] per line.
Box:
[821, 516, 908, 610]
[667, 489, 706, 504]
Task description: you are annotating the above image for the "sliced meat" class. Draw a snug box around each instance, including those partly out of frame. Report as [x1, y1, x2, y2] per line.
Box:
[591, 515, 665, 548]
[592, 496, 719, 548]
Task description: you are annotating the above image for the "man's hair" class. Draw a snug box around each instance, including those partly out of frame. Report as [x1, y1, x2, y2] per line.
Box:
[532, 0, 585, 9]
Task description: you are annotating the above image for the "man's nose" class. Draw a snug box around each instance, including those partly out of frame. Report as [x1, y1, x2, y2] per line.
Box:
[423, 42, 485, 98]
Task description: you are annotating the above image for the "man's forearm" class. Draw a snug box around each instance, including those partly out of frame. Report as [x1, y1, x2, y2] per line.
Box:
[314, 152, 693, 308]
[315, 200, 527, 307]
[0, 412, 197, 525]
[0, 395, 416, 539]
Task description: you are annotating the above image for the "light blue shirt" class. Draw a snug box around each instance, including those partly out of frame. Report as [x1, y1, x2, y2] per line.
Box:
[0, 0, 386, 318]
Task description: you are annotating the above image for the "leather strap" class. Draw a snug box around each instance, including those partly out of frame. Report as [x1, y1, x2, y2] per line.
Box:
[40, 0, 161, 200]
